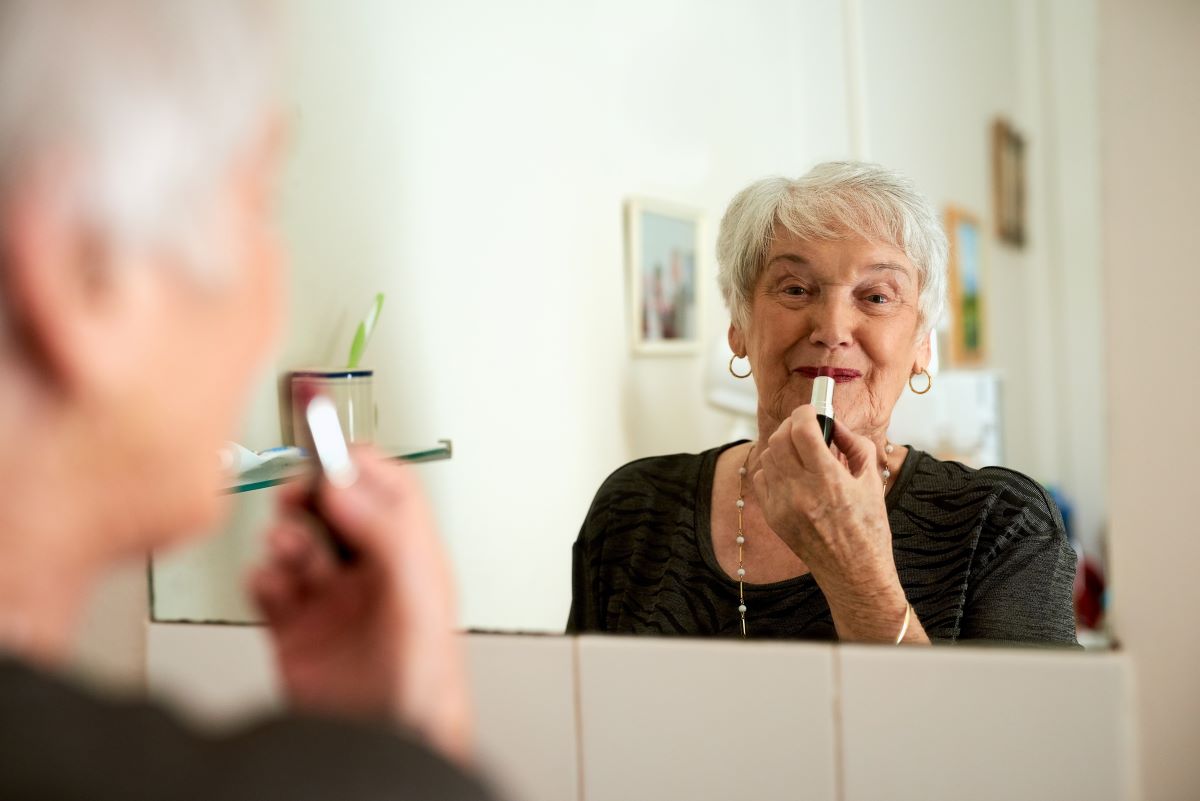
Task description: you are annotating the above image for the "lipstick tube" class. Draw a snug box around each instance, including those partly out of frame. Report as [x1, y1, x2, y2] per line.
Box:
[811, 375, 835, 446]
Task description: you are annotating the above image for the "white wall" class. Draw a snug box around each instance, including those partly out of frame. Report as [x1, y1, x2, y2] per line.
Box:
[856, 0, 1106, 555]
[857, 0, 1030, 481]
[1099, 1, 1200, 797]
[1036, 0, 1107, 560]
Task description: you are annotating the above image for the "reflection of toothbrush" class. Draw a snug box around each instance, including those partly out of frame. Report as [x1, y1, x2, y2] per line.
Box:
[347, 292, 385, 369]
[220, 443, 304, 475]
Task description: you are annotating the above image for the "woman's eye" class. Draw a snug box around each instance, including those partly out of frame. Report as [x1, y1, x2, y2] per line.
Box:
[782, 286, 808, 297]
[865, 293, 890, 304]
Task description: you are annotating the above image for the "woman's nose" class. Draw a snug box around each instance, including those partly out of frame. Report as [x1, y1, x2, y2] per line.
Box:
[808, 296, 854, 349]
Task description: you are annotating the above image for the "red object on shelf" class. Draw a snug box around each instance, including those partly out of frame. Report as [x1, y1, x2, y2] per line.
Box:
[1074, 552, 1106, 631]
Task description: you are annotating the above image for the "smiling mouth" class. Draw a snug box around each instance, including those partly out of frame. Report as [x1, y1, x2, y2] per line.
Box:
[795, 367, 863, 383]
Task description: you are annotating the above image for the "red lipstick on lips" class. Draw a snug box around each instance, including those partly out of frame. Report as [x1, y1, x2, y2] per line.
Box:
[796, 366, 862, 383]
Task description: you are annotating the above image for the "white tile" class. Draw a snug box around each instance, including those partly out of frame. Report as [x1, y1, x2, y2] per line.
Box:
[146, 622, 280, 728]
[577, 636, 837, 801]
[839, 645, 1137, 801]
[466, 634, 580, 801]
[72, 560, 148, 691]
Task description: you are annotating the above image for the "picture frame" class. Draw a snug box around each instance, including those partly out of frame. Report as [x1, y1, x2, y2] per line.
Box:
[625, 197, 703, 355]
[992, 117, 1027, 247]
[945, 206, 987, 366]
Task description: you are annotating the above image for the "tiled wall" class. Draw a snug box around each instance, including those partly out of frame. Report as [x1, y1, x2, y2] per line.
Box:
[147, 625, 1137, 801]
[575, 636, 836, 801]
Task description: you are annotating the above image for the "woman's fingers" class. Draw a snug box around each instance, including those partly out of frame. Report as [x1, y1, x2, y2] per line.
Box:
[314, 450, 456, 624]
[311, 448, 412, 554]
[751, 468, 769, 505]
[249, 562, 302, 624]
[785, 405, 840, 472]
[267, 519, 317, 568]
[768, 410, 823, 472]
[765, 416, 798, 465]
[270, 518, 336, 582]
[254, 517, 338, 610]
[830, 420, 879, 477]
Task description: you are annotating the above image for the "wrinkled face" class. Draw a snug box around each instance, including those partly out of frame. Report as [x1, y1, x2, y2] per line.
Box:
[730, 225, 930, 439]
[107, 126, 285, 547]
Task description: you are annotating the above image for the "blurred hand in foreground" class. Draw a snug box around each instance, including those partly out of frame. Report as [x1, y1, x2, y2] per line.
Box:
[250, 448, 472, 765]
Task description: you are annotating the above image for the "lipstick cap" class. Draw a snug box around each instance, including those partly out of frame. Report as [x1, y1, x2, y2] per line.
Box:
[811, 375, 835, 417]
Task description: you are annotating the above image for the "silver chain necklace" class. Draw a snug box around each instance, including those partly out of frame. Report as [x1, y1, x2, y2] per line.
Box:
[734, 440, 894, 638]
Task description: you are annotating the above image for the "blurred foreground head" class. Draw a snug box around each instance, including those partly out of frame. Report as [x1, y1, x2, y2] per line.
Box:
[0, 0, 285, 555]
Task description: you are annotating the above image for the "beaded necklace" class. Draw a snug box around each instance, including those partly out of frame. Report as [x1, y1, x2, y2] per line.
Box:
[733, 441, 894, 638]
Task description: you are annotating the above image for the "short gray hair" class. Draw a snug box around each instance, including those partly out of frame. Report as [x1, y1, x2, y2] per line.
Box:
[717, 161, 948, 335]
[0, 0, 280, 278]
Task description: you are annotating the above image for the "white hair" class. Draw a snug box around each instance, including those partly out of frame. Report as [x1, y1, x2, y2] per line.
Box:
[717, 161, 948, 336]
[0, 0, 280, 279]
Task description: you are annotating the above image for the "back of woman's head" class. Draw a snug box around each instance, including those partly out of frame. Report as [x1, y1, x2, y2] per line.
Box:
[0, 0, 281, 313]
[717, 161, 948, 335]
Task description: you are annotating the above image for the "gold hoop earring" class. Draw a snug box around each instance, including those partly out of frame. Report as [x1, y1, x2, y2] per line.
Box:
[728, 354, 752, 379]
[909, 368, 932, 395]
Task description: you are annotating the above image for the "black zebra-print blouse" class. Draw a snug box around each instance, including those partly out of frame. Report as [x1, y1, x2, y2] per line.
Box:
[567, 441, 1078, 644]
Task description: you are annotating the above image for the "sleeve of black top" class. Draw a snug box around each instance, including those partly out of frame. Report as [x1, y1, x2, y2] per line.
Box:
[566, 535, 592, 633]
[959, 476, 1079, 645]
[566, 523, 606, 633]
[566, 479, 614, 634]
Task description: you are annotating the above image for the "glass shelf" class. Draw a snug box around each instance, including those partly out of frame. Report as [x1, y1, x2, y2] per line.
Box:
[224, 439, 453, 494]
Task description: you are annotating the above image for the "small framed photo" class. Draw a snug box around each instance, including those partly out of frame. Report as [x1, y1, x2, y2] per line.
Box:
[625, 197, 703, 355]
[945, 206, 987, 366]
[992, 117, 1026, 247]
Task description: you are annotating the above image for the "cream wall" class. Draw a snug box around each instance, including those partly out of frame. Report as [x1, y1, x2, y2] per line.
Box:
[857, 0, 1106, 554]
[1035, 0, 1106, 562]
[1099, 1, 1200, 798]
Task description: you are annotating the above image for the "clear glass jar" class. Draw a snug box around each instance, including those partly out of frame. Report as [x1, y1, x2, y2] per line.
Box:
[289, 369, 375, 446]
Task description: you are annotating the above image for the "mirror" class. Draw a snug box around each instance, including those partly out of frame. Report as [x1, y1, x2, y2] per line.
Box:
[152, 0, 1108, 648]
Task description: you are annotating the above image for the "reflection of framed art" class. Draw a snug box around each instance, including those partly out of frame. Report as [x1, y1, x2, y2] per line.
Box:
[625, 197, 703, 355]
[945, 206, 986, 366]
[992, 117, 1026, 247]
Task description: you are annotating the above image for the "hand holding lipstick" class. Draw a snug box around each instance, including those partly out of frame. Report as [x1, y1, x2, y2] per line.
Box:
[249, 448, 474, 764]
[751, 406, 929, 644]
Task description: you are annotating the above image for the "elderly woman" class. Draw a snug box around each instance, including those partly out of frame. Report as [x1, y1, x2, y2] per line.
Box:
[569, 162, 1077, 645]
[0, 2, 490, 799]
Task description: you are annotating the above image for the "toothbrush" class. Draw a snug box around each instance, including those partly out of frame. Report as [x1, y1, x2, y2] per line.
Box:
[347, 292, 385, 369]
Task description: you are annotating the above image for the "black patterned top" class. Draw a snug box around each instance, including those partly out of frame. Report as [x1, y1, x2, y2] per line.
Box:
[0, 659, 495, 801]
[567, 441, 1079, 644]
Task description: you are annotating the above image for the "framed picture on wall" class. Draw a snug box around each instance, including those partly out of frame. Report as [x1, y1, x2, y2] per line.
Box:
[945, 206, 987, 366]
[625, 197, 703, 355]
[992, 117, 1026, 247]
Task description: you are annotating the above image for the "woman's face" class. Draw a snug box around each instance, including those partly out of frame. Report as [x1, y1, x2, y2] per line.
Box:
[730, 225, 930, 440]
[107, 123, 285, 548]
